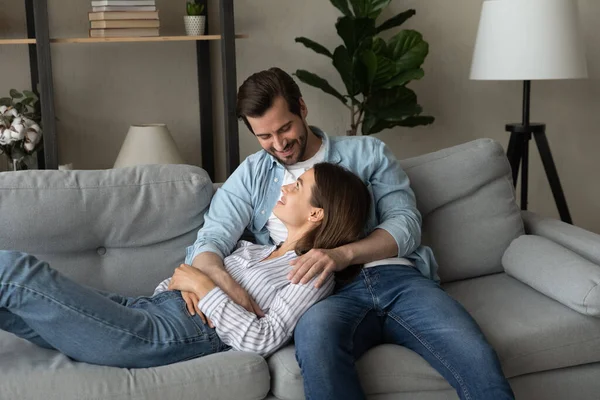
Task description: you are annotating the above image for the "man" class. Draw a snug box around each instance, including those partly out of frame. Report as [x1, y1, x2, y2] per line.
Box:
[184, 67, 514, 400]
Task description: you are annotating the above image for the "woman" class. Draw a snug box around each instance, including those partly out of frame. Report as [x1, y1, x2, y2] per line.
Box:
[0, 162, 370, 368]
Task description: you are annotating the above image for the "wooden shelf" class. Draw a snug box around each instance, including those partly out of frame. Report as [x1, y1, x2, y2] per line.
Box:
[0, 38, 36, 44]
[0, 34, 248, 45]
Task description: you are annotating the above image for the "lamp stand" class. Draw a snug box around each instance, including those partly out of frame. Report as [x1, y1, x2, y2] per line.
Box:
[505, 80, 572, 224]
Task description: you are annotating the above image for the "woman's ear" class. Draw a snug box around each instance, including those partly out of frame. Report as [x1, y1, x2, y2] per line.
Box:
[308, 208, 324, 223]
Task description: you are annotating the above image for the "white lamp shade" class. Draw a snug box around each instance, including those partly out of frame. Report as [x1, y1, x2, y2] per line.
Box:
[470, 0, 588, 80]
[114, 124, 185, 168]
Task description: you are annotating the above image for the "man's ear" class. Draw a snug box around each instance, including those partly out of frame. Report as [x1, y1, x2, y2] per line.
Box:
[299, 98, 308, 119]
[308, 208, 324, 223]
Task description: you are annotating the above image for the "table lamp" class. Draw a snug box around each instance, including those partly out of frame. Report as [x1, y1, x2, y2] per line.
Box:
[470, 0, 588, 223]
[114, 124, 185, 168]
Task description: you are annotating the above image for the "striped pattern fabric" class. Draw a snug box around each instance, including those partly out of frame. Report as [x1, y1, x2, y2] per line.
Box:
[154, 241, 334, 356]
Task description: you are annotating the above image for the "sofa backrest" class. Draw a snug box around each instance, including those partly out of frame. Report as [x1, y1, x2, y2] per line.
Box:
[400, 139, 524, 282]
[0, 164, 212, 296]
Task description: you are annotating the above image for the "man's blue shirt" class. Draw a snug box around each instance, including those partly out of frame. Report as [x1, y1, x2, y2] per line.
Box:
[185, 127, 438, 281]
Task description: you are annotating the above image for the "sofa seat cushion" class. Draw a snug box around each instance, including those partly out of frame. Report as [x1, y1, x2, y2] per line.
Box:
[445, 273, 600, 377]
[268, 344, 454, 400]
[0, 332, 270, 400]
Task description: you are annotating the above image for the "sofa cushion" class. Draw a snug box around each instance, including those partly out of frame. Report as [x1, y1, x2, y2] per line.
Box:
[503, 235, 600, 317]
[0, 164, 212, 296]
[0, 331, 270, 400]
[268, 344, 453, 400]
[445, 273, 600, 377]
[400, 139, 524, 282]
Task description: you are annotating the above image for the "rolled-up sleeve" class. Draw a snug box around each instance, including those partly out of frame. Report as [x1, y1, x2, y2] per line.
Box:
[371, 141, 422, 258]
[185, 160, 255, 264]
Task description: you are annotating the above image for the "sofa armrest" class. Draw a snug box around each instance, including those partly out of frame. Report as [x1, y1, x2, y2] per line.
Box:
[522, 211, 600, 266]
[503, 235, 600, 317]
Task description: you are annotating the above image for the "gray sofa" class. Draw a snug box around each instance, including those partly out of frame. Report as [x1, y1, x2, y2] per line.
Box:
[1, 138, 599, 400]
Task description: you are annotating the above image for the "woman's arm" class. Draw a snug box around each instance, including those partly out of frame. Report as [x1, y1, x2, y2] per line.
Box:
[198, 274, 335, 357]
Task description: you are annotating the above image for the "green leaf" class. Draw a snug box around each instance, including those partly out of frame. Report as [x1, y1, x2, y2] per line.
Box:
[336, 16, 376, 56]
[23, 90, 37, 99]
[10, 89, 23, 99]
[388, 30, 429, 72]
[382, 68, 424, 88]
[14, 102, 24, 114]
[294, 70, 347, 105]
[373, 56, 396, 87]
[295, 37, 333, 58]
[332, 46, 359, 96]
[376, 9, 416, 33]
[360, 49, 377, 87]
[372, 37, 387, 56]
[349, 0, 390, 18]
[0, 98, 11, 106]
[330, 0, 353, 16]
[20, 97, 34, 106]
[365, 87, 419, 120]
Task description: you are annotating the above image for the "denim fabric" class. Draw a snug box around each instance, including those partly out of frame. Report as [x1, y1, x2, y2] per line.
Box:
[185, 127, 439, 281]
[294, 265, 515, 400]
[0, 251, 229, 368]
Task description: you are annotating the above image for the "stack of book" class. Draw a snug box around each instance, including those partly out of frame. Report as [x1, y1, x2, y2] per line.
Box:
[89, 0, 160, 38]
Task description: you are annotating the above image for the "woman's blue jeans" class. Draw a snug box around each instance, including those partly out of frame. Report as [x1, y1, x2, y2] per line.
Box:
[0, 251, 229, 368]
[294, 265, 515, 400]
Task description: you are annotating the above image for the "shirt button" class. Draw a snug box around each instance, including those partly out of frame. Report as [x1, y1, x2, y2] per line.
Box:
[261, 210, 265, 214]
[97, 247, 107, 256]
[274, 178, 279, 182]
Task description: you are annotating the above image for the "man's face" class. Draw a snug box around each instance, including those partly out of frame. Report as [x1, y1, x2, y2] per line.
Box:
[246, 96, 309, 165]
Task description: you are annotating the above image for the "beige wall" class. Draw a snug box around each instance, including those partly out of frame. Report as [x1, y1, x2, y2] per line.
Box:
[1, 0, 599, 233]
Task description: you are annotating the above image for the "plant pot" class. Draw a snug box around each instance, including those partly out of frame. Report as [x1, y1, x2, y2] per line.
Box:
[184, 15, 206, 36]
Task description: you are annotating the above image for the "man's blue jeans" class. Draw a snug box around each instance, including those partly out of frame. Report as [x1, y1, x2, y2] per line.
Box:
[294, 265, 514, 400]
[0, 251, 229, 368]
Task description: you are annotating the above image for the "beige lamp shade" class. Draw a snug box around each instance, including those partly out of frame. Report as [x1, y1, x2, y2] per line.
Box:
[470, 0, 588, 80]
[114, 124, 185, 168]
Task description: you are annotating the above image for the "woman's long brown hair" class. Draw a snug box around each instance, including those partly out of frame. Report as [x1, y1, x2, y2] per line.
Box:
[295, 162, 370, 257]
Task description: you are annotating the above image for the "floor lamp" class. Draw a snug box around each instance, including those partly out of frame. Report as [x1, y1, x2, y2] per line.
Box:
[470, 0, 588, 224]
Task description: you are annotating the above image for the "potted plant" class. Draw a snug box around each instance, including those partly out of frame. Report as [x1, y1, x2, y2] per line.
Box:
[0, 89, 43, 171]
[295, 0, 434, 136]
[184, 0, 206, 36]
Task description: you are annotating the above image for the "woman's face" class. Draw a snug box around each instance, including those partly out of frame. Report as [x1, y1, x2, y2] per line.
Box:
[273, 168, 319, 228]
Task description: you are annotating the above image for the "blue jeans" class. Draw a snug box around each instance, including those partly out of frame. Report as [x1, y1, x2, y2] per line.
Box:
[0, 251, 229, 368]
[294, 265, 514, 400]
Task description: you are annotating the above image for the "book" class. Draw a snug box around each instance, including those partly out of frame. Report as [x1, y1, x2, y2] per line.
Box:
[89, 11, 159, 20]
[91, 20, 160, 29]
[91, 1, 155, 6]
[92, 6, 156, 12]
[89, 28, 159, 37]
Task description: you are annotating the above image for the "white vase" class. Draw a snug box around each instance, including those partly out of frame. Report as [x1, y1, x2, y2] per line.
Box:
[184, 15, 206, 36]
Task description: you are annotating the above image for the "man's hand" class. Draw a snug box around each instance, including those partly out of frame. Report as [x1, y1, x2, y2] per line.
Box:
[288, 247, 351, 288]
[180, 291, 214, 328]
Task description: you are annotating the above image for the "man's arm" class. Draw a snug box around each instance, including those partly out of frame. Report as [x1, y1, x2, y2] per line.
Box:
[184, 158, 263, 315]
[289, 139, 421, 287]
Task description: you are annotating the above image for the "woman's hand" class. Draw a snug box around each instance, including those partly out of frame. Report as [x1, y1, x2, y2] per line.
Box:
[180, 291, 214, 328]
[168, 264, 217, 301]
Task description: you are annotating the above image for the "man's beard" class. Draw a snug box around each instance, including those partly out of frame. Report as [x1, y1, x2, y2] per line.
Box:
[271, 124, 308, 165]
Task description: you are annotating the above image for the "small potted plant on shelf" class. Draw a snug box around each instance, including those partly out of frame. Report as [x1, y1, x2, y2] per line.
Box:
[184, 0, 206, 36]
[0, 89, 43, 171]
